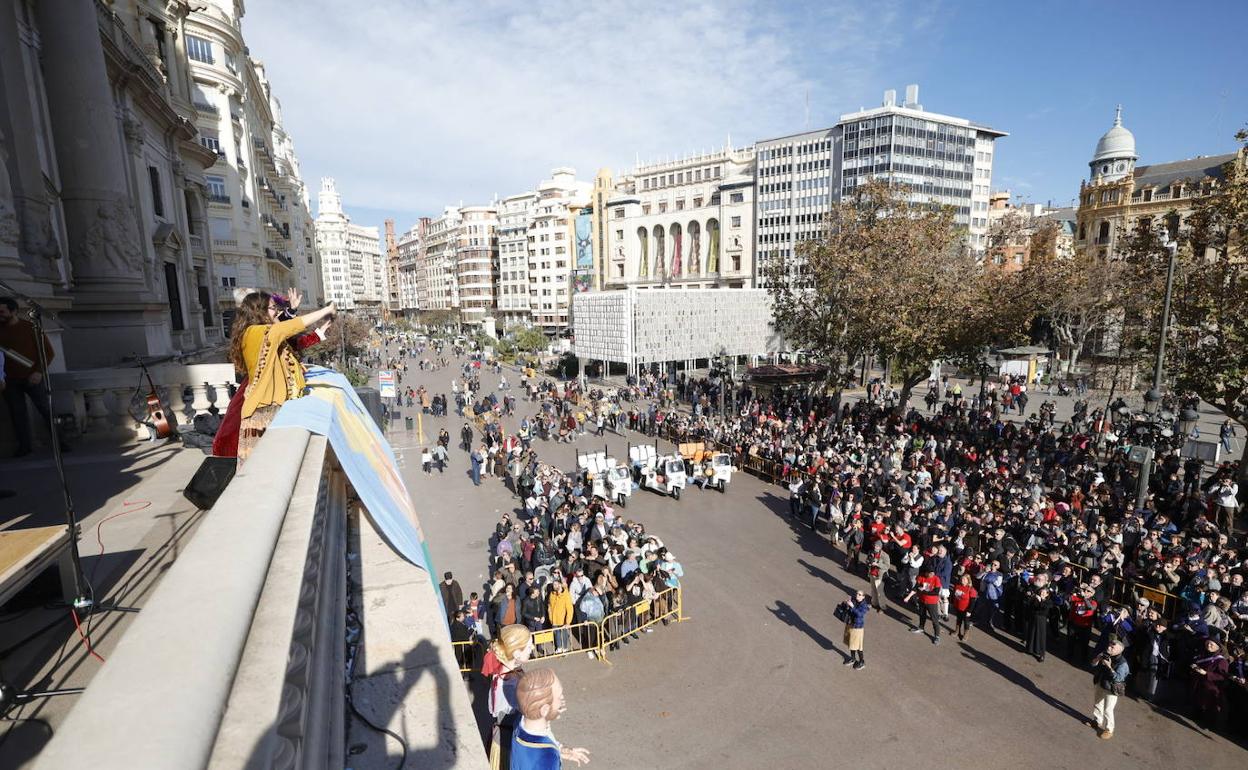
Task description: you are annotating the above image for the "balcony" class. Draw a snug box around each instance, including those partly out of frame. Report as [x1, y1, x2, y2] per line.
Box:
[265, 247, 293, 269]
[192, 100, 218, 114]
[32, 417, 486, 768]
[208, 193, 231, 205]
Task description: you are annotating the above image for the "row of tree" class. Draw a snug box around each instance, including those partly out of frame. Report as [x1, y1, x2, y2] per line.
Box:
[765, 126, 1246, 451]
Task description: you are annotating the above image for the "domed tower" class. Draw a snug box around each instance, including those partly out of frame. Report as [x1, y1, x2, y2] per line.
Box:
[1089, 105, 1137, 183]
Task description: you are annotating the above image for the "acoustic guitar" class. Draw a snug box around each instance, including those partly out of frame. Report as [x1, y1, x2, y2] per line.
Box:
[136, 358, 174, 440]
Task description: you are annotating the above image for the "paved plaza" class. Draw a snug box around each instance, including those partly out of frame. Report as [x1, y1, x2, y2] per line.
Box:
[389, 352, 1245, 770]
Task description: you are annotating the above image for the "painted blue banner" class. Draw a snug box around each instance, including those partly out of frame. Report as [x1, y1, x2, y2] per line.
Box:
[270, 367, 432, 573]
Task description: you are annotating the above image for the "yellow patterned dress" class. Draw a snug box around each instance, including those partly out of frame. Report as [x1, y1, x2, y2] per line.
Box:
[237, 317, 307, 461]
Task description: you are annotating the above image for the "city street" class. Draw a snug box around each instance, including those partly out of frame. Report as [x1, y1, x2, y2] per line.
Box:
[387, 352, 1246, 770]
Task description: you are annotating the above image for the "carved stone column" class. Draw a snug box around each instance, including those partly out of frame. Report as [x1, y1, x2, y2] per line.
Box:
[33, 1, 176, 368]
[0, 7, 64, 286]
[37, 0, 144, 290]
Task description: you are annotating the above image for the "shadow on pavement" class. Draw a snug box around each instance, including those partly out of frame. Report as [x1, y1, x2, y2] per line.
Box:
[768, 599, 838, 653]
[957, 641, 1088, 726]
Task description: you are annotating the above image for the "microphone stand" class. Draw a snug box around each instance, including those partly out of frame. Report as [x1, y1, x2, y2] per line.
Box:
[0, 277, 88, 611]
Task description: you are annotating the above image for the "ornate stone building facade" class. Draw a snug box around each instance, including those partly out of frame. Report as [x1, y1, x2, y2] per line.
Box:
[185, 0, 321, 331]
[0, 0, 319, 368]
[1075, 107, 1244, 259]
[0, 0, 225, 369]
[603, 148, 755, 290]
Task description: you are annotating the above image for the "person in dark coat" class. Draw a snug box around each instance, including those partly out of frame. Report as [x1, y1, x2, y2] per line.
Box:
[440, 572, 464, 620]
[1190, 637, 1230, 728]
[1024, 584, 1054, 661]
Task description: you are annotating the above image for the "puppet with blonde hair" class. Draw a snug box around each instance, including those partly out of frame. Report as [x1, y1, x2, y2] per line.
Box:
[480, 624, 533, 769]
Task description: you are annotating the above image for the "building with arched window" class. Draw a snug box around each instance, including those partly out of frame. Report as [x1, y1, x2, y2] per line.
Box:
[1075, 106, 1242, 261]
[602, 147, 755, 290]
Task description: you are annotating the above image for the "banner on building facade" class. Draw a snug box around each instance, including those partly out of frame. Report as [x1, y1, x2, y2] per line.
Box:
[270, 367, 432, 573]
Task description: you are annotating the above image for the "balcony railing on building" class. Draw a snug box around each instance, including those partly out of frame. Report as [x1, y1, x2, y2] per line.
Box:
[208, 193, 231, 205]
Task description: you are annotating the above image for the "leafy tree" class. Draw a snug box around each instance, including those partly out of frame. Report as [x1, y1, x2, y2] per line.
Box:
[1170, 129, 1248, 491]
[767, 180, 1037, 408]
[513, 325, 550, 354]
[421, 308, 460, 332]
[1019, 238, 1136, 375]
[306, 312, 375, 383]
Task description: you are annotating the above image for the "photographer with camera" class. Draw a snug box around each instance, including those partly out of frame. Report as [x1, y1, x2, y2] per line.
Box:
[837, 590, 871, 670]
[1090, 639, 1130, 739]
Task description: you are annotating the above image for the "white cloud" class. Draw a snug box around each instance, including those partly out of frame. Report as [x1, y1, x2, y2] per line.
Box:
[243, 0, 922, 223]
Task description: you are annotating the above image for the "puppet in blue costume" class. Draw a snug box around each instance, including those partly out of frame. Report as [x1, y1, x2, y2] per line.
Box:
[511, 668, 590, 769]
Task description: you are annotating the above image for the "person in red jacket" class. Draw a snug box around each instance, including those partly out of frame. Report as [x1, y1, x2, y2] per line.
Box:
[951, 573, 978, 640]
[1067, 584, 1098, 666]
[904, 565, 944, 644]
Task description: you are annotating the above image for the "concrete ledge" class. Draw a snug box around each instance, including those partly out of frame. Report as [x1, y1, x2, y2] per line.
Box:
[34, 427, 312, 770]
[349, 511, 489, 770]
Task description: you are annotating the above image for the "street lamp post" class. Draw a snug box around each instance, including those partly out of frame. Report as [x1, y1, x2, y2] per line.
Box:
[1133, 387, 1163, 511]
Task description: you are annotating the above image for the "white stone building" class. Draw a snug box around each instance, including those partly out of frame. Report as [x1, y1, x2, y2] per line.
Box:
[527, 169, 590, 333]
[496, 191, 537, 328]
[314, 178, 382, 314]
[603, 148, 755, 290]
[350, 221, 384, 315]
[756, 84, 1005, 284]
[573, 288, 773, 378]
[185, 1, 318, 330]
[419, 207, 462, 315]
[395, 221, 424, 316]
[455, 205, 499, 328]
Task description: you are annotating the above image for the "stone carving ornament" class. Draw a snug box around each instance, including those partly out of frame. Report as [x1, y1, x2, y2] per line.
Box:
[74, 199, 143, 275]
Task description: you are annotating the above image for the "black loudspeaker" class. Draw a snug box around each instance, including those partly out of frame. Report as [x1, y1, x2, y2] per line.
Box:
[183, 456, 237, 510]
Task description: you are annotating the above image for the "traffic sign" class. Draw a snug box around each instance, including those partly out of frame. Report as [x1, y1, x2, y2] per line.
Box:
[378, 370, 396, 398]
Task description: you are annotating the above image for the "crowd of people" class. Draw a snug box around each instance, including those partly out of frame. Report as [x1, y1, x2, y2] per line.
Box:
[384, 334, 1246, 743]
[444, 448, 685, 665]
[655, 371, 1246, 737]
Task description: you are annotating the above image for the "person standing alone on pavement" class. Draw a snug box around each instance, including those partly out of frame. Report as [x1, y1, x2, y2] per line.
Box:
[1091, 639, 1130, 739]
[840, 590, 871, 670]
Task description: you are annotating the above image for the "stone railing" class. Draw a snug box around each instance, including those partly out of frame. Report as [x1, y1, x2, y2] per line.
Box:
[50, 362, 238, 439]
[34, 425, 488, 769]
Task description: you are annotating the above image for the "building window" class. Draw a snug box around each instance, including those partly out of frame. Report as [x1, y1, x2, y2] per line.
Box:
[199, 135, 222, 155]
[164, 262, 184, 331]
[186, 34, 214, 64]
[693, 197, 703, 208]
[730, 192, 744, 203]
[206, 175, 227, 201]
[730, 216, 741, 227]
[613, 208, 624, 219]
[148, 167, 164, 218]
[675, 200, 685, 211]
[642, 205, 651, 215]
[658, 202, 667, 213]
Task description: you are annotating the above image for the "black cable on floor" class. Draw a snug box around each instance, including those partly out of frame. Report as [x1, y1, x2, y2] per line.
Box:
[346, 683, 408, 770]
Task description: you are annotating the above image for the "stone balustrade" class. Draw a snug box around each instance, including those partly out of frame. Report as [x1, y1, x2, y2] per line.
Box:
[49, 362, 238, 440]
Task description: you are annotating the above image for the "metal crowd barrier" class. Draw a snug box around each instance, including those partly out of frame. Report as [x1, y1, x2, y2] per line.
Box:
[451, 588, 685, 672]
[1065, 560, 1183, 620]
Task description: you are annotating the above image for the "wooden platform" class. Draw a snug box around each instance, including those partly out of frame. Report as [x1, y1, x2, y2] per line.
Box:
[0, 524, 73, 607]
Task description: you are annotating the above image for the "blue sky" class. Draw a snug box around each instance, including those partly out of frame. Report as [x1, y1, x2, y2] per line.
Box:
[243, 0, 1245, 231]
